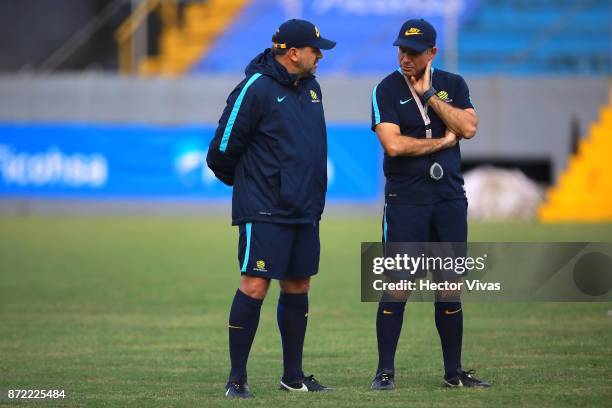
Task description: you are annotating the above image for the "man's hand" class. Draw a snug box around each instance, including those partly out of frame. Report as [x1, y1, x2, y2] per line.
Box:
[441, 129, 458, 149]
[409, 60, 433, 95]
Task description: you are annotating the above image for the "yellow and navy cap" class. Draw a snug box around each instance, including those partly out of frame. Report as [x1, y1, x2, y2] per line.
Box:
[273, 19, 336, 50]
[393, 18, 436, 52]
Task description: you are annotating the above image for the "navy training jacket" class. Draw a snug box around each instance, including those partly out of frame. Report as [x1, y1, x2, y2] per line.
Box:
[206, 49, 328, 225]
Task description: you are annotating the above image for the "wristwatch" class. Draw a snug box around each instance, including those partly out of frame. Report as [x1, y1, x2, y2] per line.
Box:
[422, 87, 437, 103]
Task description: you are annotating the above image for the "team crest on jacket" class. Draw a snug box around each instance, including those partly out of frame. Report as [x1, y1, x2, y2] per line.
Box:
[310, 90, 320, 103]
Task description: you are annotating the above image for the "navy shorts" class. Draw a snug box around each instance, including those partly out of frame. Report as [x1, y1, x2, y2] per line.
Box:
[383, 199, 468, 279]
[383, 199, 468, 242]
[237, 222, 320, 280]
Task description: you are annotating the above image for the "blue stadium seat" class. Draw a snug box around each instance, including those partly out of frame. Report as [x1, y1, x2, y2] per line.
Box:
[459, 0, 610, 75]
[190, 0, 611, 75]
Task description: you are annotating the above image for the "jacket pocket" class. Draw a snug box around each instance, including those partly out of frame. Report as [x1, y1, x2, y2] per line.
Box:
[278, 169, 292, 208]
[278, 168, 301, 211]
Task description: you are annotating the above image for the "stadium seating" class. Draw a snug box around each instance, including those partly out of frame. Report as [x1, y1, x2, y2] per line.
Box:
[185, 0, 610, 75]
[458, 0, 611, 75]
[189, 0, 478, 74]
[539, 86, 612, 222]
[139, 0, 249, 75]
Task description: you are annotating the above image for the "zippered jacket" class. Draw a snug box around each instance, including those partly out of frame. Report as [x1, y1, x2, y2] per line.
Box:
[207, 49, 328, 225]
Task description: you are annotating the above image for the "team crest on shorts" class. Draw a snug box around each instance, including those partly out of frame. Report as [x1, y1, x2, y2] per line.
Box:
[254, 260, 268, 272]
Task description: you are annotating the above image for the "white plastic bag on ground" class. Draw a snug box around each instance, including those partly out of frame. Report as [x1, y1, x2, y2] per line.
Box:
[463, 166, 544, 221]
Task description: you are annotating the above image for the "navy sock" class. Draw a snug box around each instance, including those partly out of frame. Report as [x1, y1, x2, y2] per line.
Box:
[376, 299, 406, 374]
[434, 301, 463, 379]
[228, 289, 263, 383]
[277, 292, 308, 383]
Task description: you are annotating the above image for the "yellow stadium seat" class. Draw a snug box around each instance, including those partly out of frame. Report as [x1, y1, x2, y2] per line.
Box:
[139, 0, 250, 76]
[539, 85, 612, 222]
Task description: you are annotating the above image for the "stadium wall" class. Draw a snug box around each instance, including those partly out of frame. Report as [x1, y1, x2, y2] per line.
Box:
[0, 74, 609, 208]
[1, 74, 608, 174]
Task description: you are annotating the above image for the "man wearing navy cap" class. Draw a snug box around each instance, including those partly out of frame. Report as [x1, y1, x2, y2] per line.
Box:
[207, 19, 335, 398]
[370, 19, 492, 390]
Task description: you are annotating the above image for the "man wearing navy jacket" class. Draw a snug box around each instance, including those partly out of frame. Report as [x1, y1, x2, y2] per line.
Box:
[207, 19, 335, 399]
[370, 19, 491, 390]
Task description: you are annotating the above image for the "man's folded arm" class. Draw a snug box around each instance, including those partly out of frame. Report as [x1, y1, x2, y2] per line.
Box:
[375, 122, 457, 157]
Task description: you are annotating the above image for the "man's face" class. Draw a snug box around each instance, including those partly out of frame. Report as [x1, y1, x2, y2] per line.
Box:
[294, 46, 323, 76]
[398, 46, 436, 78]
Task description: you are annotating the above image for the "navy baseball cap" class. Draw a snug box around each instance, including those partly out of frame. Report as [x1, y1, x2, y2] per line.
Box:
[273, 19, 336, 50]
[393, 19, 436, 52]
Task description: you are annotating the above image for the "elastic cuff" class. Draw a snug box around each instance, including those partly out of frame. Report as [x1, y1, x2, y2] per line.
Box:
[236, 289, 264, 307]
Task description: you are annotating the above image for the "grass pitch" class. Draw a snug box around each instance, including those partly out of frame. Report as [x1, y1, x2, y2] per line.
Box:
[1, 215, 611, 407]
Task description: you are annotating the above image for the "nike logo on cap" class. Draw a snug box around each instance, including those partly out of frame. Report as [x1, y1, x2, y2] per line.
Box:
[277, 96, 287, 102]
